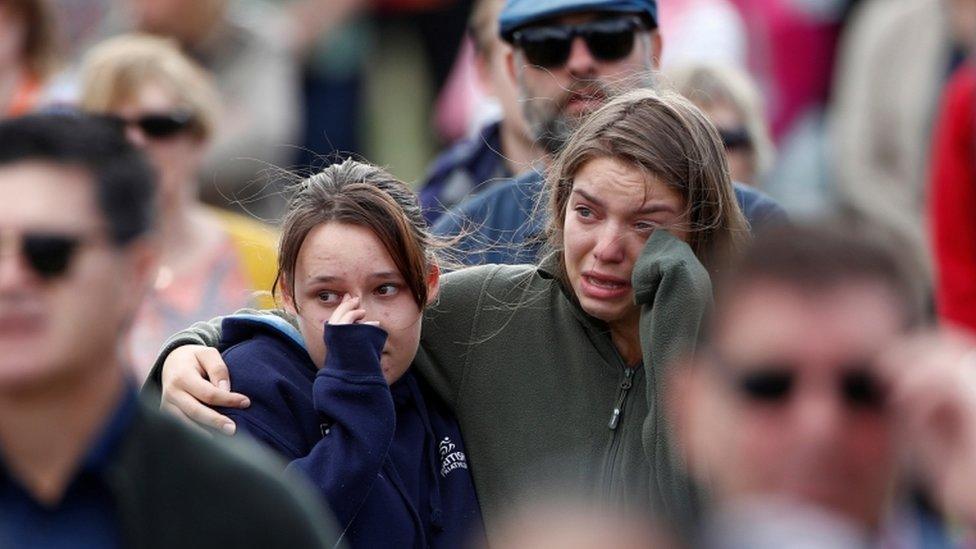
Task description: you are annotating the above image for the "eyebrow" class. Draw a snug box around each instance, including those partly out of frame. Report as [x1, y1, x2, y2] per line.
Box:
[309, 271, 401, 284]
[572, 188, 676, 215]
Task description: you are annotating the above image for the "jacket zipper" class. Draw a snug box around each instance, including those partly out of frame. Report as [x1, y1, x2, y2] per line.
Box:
[608, 367, 635, 430]
[604, 365, 636, 500]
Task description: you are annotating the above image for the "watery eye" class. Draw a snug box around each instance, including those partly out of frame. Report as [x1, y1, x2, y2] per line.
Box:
[317, 291, 340, 304]
[376, 283, 400, 296]
[634, 221, 658, 233]
[575, 206, 593, 218]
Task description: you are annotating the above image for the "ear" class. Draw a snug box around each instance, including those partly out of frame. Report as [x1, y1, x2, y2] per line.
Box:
[505, 48, 519, 85]
[649, 29, 663, 70]
[425, 264, 441, 305]
[474, 50, 493, 93]
[278, 277, 298, 316]
[124, 236, 160, 297]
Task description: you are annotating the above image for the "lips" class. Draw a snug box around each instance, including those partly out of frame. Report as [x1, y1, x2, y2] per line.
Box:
[563, 88, 607, 115]
[580, 271, 631, 300]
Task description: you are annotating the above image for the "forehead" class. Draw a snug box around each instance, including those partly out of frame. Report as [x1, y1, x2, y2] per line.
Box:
[529, 10, 626, 27]
[295, 222, 398, 277]
[714, 280, 903, 368]
[113, 81, 179, 113]
[571, 156, 682, 207]
[0, 162, 101, 231]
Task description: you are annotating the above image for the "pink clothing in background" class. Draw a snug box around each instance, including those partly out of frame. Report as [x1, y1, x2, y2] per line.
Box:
[730, 0, 846, 141]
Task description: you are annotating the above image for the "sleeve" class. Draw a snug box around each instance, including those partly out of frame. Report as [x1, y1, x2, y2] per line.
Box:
[631, 229, 711, 526]
[414, 265, 502, 411]
[140, 308, 296, 402]
[930, 66, 976, 334]
[282, 323, 396, 530]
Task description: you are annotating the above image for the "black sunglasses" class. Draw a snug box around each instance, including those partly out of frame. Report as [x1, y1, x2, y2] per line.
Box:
[105, 111, 196, 139]
[730, 365, 887, 411]
[512, 16, 647, 69]
[718, 127, 753, 151]
[5, 232, 85, 279]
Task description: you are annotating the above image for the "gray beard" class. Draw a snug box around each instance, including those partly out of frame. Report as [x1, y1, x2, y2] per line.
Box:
[530, 110, 579, 155]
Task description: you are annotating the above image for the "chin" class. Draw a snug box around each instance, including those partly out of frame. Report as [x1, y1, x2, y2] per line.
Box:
[578, 299, 628, 324]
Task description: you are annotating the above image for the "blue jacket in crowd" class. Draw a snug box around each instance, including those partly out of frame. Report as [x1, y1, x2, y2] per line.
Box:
[431, 169, 789, 266]
[216, 315, 483, 549]
[418, 121, 512, 225]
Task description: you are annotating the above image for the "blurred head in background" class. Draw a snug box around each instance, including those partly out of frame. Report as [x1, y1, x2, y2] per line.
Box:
[499, 0, 662, 154]
[124, 0, 226, 48]
[486, 500, 678, 549]
[469, 0, 534, 158]
[666, 63, 774, 187]
[78, 33, 219, 215]
[0, 0, 58, 116]
[671, 223, 921, 530]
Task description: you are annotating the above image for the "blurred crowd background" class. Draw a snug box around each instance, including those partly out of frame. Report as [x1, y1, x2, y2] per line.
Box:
[6, 0, 976, 381]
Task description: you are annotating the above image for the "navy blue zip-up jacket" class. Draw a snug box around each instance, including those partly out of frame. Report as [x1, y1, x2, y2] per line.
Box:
[215, 314, 483, 548]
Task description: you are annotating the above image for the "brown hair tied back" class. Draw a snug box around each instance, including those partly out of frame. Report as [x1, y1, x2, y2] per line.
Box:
[274, 159, 437, 310]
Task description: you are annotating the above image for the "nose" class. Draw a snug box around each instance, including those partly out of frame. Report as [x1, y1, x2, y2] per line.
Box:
[592, 224, 626, 264]
[0, 242, 36, 292]
[791, 386, 845, 451]
[565, 35, 598, 76]
[125, 124, 148, 148]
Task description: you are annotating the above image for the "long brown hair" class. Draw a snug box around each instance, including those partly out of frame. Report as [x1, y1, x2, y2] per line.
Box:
[545, 88, 750, 281]
[274, 159, 437, 309]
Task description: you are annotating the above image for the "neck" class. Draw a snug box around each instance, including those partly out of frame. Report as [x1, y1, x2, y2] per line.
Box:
[0, 361, 126, 504]
[609, 319, 642, 366]
[158, 190, 211, 262]
[498, 119, 547, 175]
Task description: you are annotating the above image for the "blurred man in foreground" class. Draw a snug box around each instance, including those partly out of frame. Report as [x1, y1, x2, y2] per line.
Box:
[0, 113, 336, 548]
[671, 224, 976, 546]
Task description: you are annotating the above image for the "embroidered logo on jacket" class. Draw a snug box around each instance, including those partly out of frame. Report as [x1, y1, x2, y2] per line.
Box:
[439, 437, 468, 477]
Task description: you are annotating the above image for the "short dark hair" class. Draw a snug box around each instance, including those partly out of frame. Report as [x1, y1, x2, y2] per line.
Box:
[0, 112, 157, 245]
[711, 222, 925, 334]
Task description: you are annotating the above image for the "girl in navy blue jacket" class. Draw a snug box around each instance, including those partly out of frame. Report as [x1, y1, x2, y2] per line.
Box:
[215, 160, 483, 548]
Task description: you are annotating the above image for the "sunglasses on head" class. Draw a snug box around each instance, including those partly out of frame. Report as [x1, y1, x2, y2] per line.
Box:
[105, 111, 196, 139]
[512, 16, 647, 70]
[2, 232, 87, 280]
[729, 364, 887, 411]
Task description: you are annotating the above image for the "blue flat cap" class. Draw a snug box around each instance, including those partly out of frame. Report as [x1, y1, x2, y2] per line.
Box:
[499, 0, 658, 42]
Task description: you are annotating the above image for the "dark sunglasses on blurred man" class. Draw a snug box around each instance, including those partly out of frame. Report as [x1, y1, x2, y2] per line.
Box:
[512, 16, 649, 69]
[103, 111, 197, 139]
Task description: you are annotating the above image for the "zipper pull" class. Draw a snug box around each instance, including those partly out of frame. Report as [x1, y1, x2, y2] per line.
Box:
[608, 407, 622, 430]
[608, 368, 635, 430]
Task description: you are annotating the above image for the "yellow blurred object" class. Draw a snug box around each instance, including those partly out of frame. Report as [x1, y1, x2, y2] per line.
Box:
[211, 208, 280, 309]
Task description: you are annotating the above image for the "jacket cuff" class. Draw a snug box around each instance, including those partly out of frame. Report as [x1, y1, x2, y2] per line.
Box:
[321, 323, 389, 379]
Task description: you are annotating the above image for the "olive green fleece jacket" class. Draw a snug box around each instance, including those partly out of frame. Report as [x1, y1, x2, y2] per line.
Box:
[145, 230, 712, 538]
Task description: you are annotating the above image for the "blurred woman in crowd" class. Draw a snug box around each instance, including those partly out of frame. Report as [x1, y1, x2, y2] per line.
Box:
[148, 89, 749, 536]
[0, 0, 58, 117]
[666, 63, 774, 187]
[78, 33, 278, 380]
